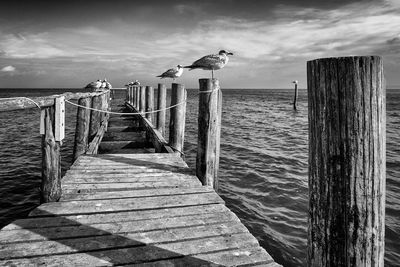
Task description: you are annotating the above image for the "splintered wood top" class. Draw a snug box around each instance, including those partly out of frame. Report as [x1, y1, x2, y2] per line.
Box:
[0, 124, 279, 265]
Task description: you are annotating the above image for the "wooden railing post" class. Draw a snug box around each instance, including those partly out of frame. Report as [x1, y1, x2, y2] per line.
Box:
[140, 86, 146, 113]
[89, 95, 102, 141]
[40, 106, 61, 203]
[169, 83, 186, 154]
[157, 83, 167, 135]
[196, 79, 221, 190]
[307, 56, 386, 266]
[72, 96, 92, 162]
[145, 86, 154, 123]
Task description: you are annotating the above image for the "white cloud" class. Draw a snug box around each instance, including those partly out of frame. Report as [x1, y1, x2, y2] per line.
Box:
[1, 65, 16, 72]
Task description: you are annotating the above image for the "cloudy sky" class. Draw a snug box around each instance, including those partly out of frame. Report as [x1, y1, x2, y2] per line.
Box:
[0, 0, 399, 88]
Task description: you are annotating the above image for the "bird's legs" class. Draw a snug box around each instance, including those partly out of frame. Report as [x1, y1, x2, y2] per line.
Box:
[211, 69, 214, 79]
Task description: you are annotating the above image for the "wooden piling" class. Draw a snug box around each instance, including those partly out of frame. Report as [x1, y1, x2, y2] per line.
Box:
[145, 86, 154, 123]
[156, 83, 167, 135]
[41, 106, 61, 203]
[140, 86, 146, 113]
[72, 97, 92, 162]
[196, 79, 222, 190]
[307, 56, 386, 266]
[168, 83, 186, 154]
[293, 81, 298, 110]
[89, 95, 102, 141]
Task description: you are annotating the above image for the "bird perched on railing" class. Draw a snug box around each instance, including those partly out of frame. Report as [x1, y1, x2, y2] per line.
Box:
[133, 80, 140, 86]
[184, 50, 233, 79]
[156, 65, 183, 81]
[85, 79, 102, 90]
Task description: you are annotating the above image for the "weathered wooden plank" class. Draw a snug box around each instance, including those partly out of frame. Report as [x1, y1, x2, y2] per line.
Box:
[0, 233, 259, 265]
[65, 167, 193, 175]
[0, 212, 239, 244]
[60, 186, 211, 201]
[0, 91, 108, 111]
[99, 140, 152, 150]
[62, 175, 201, 184]
[105, 126, 143, 132]
[29, 192, 224, 216]
[102, 131, 144, 141]
[70, 158, 188, 168]
[2, 203, 226, 230]
[0, 222, 248, 259]
[61, 181, 202, 193]
[133, 247, 276, 267]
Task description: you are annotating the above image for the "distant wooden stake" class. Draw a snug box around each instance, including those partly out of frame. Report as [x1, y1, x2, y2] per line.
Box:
[41, 106, 61, 203]
[169, 83, 186, 154]
[145, 86, 154, 123]
[196, 78, 222, 190]
[293, 81, 298, 110]
[157, 83, 167, 135]
[307, 56, 386, 266]
[72, 97, 92, 162]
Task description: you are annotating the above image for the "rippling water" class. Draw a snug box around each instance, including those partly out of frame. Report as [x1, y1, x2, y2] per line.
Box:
[0, 88, 399, 266]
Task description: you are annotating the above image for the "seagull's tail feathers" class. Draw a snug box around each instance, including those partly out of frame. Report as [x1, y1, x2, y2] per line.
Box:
[156, 75, 165, 79]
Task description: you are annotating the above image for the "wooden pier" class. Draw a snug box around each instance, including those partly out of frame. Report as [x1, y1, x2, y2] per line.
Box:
[0, 55, 387, 266]
[0, 81, 279, 266]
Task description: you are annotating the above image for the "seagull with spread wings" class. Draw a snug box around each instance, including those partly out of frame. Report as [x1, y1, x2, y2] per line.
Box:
[156, 65, 184, 81]
[184, 50, 233, 78]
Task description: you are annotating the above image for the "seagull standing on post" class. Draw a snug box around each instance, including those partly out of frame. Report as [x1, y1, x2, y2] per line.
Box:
[184, 50, 233, 79]
[156, 65, 183, 81]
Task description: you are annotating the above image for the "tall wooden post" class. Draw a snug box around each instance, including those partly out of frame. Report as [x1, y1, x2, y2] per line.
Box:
[145, 86, 154, 123]
[196, 79, 222, 190]
[293, 80, 298, 110]
[140, 86, 146, 113]
[89, 95, 102, 141]
[125, 86, 129, 103]
[307, 56, 386, 266]
[40, 106, 61, 203]
[157, 83, 167, 135]
[169, 83, 186, 154]
[72, 96, 92, 162]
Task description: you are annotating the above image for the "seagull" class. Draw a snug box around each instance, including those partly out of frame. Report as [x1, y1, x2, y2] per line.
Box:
[95, 79, 102, 89]
[184, 50, 233, 79]
[133, 80, 140, 86]
[105, 80, 112, 89]
[101, 79, 107, 89]
[157, 65, 183, 81]
[292, 80, 298, 84]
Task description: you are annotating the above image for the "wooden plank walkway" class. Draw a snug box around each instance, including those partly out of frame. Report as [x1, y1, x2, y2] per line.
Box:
[0, 101, 279, 266]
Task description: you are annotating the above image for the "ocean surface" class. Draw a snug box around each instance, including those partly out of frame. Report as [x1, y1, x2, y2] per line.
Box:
[0, 88, 399, 266]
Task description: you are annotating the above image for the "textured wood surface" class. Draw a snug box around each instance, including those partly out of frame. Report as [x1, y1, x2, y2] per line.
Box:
[72, 96, 92, 162]
[41, 106, 62, 203]
[156, 83, 167, 135]
[196, 79, 222, 190]
[307, 56, 385, 266]
[169, 83, 186, 153]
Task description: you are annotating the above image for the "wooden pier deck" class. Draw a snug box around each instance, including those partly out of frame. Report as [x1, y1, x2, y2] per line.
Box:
[0, 99, 279, 266]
